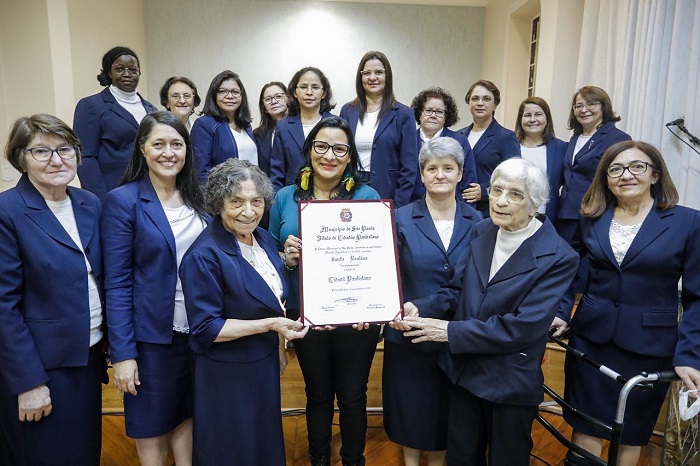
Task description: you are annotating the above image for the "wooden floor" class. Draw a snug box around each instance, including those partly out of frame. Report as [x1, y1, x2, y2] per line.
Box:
[100, 409, 663, 465]
[99, 343, 665, 465]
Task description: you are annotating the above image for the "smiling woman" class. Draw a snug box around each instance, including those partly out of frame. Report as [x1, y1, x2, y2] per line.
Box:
[159, 76, 201, 133]
[190, 70, 258, 184]
[101, 111, 208, 466]
[73, 46, 157, 200]
[0, 114, 105, 465]
[269, 116, 381, 466]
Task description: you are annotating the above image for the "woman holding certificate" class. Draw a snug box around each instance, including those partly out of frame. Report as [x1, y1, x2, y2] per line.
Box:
[383, 137, 482, 466]
[393, 158, 578, 466]
[269, 116, 380, 466]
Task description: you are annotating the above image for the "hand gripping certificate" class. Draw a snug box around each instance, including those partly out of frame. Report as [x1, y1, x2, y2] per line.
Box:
[299, 200, 404, 327]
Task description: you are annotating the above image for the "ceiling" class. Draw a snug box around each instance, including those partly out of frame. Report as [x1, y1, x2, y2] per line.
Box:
[319, 0, 490, 6]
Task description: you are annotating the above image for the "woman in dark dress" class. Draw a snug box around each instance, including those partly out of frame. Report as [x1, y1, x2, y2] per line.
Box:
[180, 159, 308, 466]
[383, 137, 481, 466]
[551, 141, 700, 466]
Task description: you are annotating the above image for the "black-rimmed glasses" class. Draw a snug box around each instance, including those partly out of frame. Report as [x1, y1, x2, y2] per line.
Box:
[606, 161, 654, 178]
[24, 146, 77, 162]
[312, 140, 350, 158]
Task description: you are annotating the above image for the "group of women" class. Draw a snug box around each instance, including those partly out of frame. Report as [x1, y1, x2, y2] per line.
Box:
[1, 43, 699, 466]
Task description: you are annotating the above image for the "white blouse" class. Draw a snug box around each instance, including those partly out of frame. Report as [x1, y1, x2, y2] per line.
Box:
[609, 219, 641, 265]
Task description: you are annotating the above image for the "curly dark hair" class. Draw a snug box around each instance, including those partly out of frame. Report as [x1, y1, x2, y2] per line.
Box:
[411, 87, 459, 128]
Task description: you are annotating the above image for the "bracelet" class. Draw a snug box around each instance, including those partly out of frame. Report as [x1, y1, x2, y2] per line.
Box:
[281, 253, 297, 271]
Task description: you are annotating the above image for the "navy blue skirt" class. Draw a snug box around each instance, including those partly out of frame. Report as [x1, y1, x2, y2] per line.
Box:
[0, 343, 103, 465]
[382, 340, 450, 451]
[192, 347, 285, 466]
[123, 332, 193, 438]
[563, 333, 671, 446]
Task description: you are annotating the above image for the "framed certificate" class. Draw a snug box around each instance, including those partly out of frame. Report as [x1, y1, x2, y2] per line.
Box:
[298, 199, 403, 327]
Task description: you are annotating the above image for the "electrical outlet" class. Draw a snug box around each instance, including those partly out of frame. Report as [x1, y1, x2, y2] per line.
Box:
[2, 165, 17, 182]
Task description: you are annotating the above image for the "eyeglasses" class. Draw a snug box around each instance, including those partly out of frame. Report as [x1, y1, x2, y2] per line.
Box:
[112, 66, 140, 76]
[423, 108, 446, 118]
[169, 93, 193, 101]
[572, 101, 600, 112]
[24, 146, 77, 162]
[217, 88, 241, 98]
[263, 93, 287, 104]
[470, 95, 493, 104]
[296, 84, 324, 93]
[312, 140, 350, 158]
[486, 186, 526, 204]
[606, 161, 654, 178]
[360, 69, 385, 78]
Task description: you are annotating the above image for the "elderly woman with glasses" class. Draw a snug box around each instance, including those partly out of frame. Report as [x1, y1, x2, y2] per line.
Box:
[549, 141, 700, 466]
[181, 159, 308, 466]
[159, 76, 201, 132]
[0, 114, 105, 465]
[191, 70, 258, 184]
[393, 158, 578, 466]
[269, 116, 380, 466]
[74, 46, 157, 200]
[410, 87, 477, 202]
[556, 86, 631, 242]
[340, 51, 418, 208]
[384, 137, 481, 466]
[269, 67, 335, 192]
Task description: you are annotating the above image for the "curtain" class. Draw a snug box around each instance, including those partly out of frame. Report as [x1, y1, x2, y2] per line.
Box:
[576, 0, 700, 208]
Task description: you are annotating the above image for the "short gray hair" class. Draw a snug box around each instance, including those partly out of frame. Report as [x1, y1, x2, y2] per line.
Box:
[204, 159, 274, 215]
[418, 137, 465, 171]
[490, 158, 549, 211]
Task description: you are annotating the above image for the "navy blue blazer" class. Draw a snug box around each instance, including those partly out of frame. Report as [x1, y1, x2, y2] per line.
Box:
[558, 122, 631, 221]
[74, 87, 157, 200]
[190, 114, 258, 184]
[340, 102, 418, 208]
[559, 205, 700, 367]
[539, 137, 567, 221]
[101, 177, 207, 363]
[0, 175, 103, 395]
[414, 217, 578, 406]
[459, 119, 521, 216]
[180, 217, 288, 362]
[269, 112, 335, 192]
[384, 199, 481, 351]
[411, 128, 478, 202]
[254, 130, 273, 177]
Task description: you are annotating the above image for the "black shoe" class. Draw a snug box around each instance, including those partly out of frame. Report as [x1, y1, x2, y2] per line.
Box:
[341, 457, 365, 466]
[310, 455, 330, 466]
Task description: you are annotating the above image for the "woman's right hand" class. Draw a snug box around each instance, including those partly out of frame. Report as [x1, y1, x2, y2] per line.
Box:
[112, 359, 140, 395]
[18, 384, 52, 422]
[283, 235, 302, 268]
[462, 183, 482, 203]
[273, 317, 309, 341]
[389, 302, 420, 331]
[549, 317, 569, 338]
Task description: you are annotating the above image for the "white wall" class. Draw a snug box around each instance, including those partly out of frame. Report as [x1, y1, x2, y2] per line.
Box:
[0, 0, 146, 191]
[142, 0, 484, 130]
[482, 0, 584, 138]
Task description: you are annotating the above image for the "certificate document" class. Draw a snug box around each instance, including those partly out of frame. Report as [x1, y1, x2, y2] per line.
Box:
[299, 199, 403, 327]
